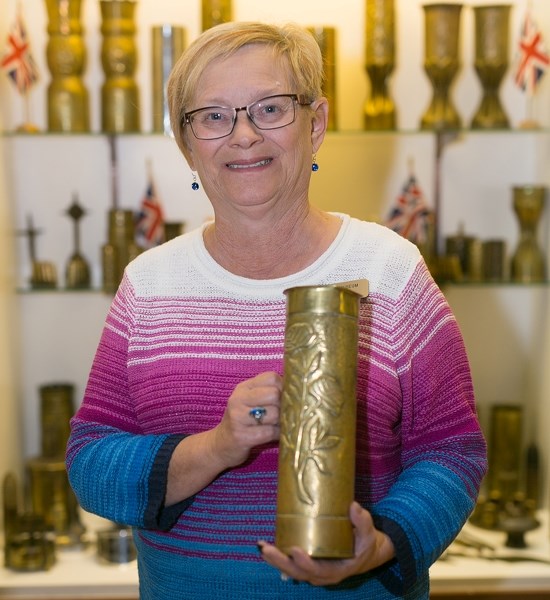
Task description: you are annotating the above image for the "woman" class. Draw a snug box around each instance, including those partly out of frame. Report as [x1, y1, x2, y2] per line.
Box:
[66, 21, 487, 599]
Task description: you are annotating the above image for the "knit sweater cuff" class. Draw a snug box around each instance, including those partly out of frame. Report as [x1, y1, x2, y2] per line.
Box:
[371, 513, 417, 596]
[144, 434, 195, 531]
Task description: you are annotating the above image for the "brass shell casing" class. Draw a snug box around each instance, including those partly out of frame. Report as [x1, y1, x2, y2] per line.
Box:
[307, 27, 338, 131]
[276, 285, 360, 558]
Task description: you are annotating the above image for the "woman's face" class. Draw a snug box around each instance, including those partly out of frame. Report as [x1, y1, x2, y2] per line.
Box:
[182, 45, 327, 220]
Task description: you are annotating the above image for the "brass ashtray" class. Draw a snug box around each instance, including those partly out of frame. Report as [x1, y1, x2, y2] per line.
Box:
[96, 526, 136, 564]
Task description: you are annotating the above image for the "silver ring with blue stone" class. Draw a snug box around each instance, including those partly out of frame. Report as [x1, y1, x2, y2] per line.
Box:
[249, 406, 267, 425]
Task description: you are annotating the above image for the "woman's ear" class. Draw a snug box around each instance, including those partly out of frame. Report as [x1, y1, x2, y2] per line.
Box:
[310, 97, 329, 153]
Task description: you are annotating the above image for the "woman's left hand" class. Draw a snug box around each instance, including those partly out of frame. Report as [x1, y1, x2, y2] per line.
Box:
[258, 501, 395, 586]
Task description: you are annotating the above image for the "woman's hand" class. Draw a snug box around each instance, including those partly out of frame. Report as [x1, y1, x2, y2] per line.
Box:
[258, 502, 395, 586]
[166, 371, 282, 506]
[211, 370, 282, 468]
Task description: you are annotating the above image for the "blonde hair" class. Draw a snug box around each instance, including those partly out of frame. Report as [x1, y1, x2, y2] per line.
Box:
[167, 21, 324, 154]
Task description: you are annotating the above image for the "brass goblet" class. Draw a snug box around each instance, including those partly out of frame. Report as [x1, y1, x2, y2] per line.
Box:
[471, 5, 511, 129]
[364, 0, 396, 130]
[420, 3, 463, 130]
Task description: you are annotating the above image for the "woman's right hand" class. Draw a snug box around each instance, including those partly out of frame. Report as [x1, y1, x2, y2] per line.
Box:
[166, 371, 282, 506]
[212, 371, 282, 468]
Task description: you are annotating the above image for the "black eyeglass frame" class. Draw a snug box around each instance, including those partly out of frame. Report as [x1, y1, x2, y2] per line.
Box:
[182, 93, 313, 140]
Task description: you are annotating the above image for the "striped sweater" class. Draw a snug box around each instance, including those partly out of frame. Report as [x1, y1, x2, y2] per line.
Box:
[66, 214, 487, 599]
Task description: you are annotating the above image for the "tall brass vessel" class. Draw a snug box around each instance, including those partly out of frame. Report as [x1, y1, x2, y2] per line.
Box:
[152, 25, 186, 135]
[364, 0, 396, 130]
[308, 27, 338, 131]
[511, 186, 546, 283]
[471, 5, 511, 129]
[102, 209, 141, 293]
[487, 405, 522, 503]
[420, 3, 463, 130]
[44, 0, 89, 132]
[276, 285, 360, 558]
[202, 0, 232, 31]
[100, 0, 140, 133]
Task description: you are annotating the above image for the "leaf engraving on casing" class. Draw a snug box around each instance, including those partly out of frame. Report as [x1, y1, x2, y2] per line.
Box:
[280, 321, 344, 507]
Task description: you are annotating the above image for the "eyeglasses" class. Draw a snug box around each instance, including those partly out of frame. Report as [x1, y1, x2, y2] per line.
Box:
[182, 94, 312, 140]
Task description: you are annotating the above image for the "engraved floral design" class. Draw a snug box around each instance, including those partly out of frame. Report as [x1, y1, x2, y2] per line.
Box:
[280, 322, 345, 506]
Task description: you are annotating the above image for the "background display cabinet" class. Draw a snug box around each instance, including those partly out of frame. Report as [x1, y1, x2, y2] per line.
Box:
[1, 0, 550, 598]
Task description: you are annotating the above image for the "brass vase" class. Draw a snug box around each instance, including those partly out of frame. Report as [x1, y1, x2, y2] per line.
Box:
[102, 209, 141, 293]
[100, 0, 140, 133]
[44, 0, 89, 132]
[364, 0, 396, 130]
[487, 405, 522, 503]
[308, 27, 338, 131]
[202, 0, 232, 31]
[471, 5, 511, 129]
[420, 3, 463, 130]
[276, 285, 360, 558]
[511, 186, 546, 283]
[40, 383, 74, 459]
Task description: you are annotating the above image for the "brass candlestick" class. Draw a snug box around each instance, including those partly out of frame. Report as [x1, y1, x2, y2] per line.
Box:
[276, 285, 360, 558]
[420, 3, 463, 130]
[471, 5, 511, 129]
[100, 0, 140, 133]
[364, 0, 396, 130]
[65, 194, 91, 289]
[44, 0, 89, 132]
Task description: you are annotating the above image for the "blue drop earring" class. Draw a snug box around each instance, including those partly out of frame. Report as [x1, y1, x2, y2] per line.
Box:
[312, 154, 319, 172]
[191, 172, 200, 190]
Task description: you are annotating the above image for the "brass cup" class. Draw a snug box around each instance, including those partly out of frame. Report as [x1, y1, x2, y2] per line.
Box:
[276, 285, 360, 558]
[420, 3, 463, 130]
[471, 5, 511, 129]
[364, 0, 396, 130]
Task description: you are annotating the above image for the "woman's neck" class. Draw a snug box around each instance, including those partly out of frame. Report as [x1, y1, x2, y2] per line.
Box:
[203, 208, 341, 279]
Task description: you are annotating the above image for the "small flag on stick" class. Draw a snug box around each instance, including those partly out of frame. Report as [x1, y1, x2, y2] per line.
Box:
[385, 162, 432, 247]
[1, 7, 39, 95]
[513, 10, 549, 96]
[135, 162, 165, 249]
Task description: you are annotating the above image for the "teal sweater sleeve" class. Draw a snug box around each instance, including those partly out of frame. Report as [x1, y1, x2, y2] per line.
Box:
[66, 418, 193, 530]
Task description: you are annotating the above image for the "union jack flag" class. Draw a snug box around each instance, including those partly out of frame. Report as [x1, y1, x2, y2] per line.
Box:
[135, 179, 165, 249]
[385, 174, 431, 245]
[513, 11, 549, 95]
[1, 10, 39, 95]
